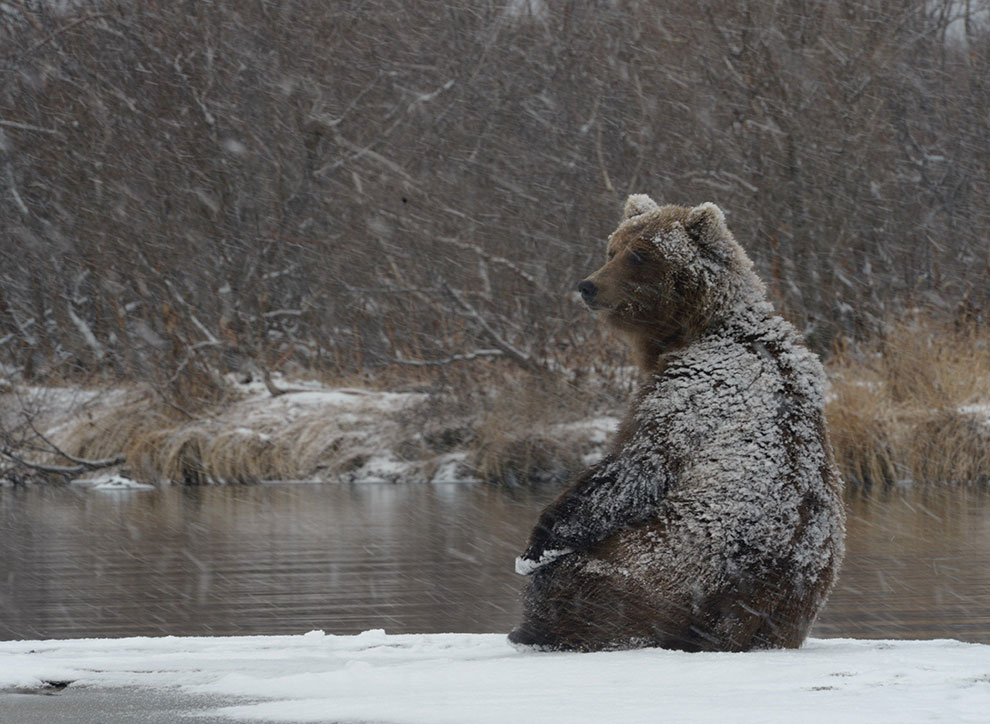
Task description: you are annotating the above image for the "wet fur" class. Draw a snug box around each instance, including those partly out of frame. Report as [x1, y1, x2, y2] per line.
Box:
[510, 197, 845, 652]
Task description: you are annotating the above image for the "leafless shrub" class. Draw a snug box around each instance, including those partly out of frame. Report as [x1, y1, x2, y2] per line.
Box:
[0, 0, 986, 400]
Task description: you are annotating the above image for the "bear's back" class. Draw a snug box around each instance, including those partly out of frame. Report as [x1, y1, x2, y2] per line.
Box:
[620, 306, 842, 589]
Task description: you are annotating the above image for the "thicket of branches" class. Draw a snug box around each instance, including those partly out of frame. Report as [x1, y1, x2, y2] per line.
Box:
[2, 0, 988, 402]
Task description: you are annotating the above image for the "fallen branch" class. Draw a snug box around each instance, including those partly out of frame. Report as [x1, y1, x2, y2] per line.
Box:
[0, 446, 125, 478]
[11, 412, 126, 476]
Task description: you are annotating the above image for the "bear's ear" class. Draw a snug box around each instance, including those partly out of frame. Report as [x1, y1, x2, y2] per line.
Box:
[622, 194, 660, 220]
[685, 202, 728, 244]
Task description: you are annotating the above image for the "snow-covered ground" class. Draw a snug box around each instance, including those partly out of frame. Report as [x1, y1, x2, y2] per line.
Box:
[1, 631, 988, 722]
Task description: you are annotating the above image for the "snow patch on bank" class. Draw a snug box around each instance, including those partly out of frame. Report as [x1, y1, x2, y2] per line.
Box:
[73, 473, 155, 491]
[0, 632, 988, 722]
[958, 403, 990, 425]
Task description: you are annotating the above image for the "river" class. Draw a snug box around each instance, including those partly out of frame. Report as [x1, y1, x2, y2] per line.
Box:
[2, 483, 989, 642]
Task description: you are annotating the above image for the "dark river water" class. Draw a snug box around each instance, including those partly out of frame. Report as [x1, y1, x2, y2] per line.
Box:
[2, 482, 990, 643]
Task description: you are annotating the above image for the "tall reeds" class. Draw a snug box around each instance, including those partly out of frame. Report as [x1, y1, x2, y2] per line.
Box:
[826, 317, 990, 487]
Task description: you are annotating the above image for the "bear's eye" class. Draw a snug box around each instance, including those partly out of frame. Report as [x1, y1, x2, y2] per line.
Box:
[627, 249, 645, 266]
[607, 250, 616, 261]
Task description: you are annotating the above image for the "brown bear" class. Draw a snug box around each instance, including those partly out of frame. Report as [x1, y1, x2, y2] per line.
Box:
[509, 195, 845, 652]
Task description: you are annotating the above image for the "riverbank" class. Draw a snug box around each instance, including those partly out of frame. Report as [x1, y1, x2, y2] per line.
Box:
[2, 317, 989, 487]
[0, 374, 620, 486]
[2, 631, 988, 723]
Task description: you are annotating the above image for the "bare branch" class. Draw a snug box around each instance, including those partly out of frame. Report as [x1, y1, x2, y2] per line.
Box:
[437, 237, 543, 288]
[438, 278, 544, 374]
[0, 118, 60, 135]
[1, 447, 125, 477]
[66, 303, 105, 360]
[166, 340, 222, 386]
[391, 349, 505, 367]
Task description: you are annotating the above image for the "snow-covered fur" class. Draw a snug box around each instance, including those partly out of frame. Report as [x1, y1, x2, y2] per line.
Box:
[510, 197, 845, 652]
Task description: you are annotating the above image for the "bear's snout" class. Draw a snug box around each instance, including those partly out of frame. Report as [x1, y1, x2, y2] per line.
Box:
[577, 280, 598, 305]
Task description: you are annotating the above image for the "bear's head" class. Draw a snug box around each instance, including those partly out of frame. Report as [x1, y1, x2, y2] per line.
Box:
[578, 194, 765, 370]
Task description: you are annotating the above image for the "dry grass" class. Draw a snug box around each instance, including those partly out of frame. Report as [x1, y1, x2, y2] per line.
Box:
[907, 411, 990, 485]
[468, 384, 583, 485]
[826, 382, 898, 488]
[66, 372, 607, 485]
[47, 392, 174, 464]
[393, 374, 619, 485]
[21, 315, 989, 488]
[28, 370, 618, 486]
[124, 399, 402, 484]
[826, 317, 990, 487]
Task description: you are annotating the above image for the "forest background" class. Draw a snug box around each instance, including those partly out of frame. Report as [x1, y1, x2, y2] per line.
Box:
[1, 0, 989, 488]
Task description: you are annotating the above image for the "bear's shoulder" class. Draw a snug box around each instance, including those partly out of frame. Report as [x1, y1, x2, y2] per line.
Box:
[633, 306, 825, 443]
[673, 304, 823, 396]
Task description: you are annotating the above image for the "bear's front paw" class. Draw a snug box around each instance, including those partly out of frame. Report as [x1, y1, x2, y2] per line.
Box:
[514, 548, 573, 575]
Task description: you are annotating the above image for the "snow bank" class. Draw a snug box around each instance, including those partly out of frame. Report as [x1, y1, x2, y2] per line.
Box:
[1, 632, 987, 722]
[71, 473, 155, 491]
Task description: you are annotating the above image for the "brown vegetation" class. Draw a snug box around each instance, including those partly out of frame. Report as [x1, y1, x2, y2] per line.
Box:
[1, 371, 622, 485]
[3, 314, 988, 487]
[826, 316, 990, 487]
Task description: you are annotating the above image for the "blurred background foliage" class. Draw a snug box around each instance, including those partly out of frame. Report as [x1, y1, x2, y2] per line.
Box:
[1, 0, 988, 403]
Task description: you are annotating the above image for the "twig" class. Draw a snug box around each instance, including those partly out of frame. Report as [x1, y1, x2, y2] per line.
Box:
[22, 13, 108, 58]
[316, 131, 415, 182]
[6, 164, 30, 215]
[436, 237, 542, 288]
[594, 119, 616, 198]
[15, 0, 46, 36]
[0, 119, 60, 135]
